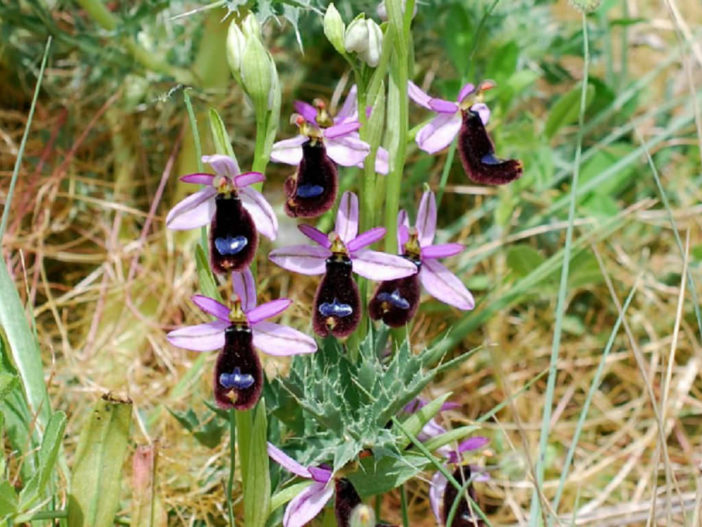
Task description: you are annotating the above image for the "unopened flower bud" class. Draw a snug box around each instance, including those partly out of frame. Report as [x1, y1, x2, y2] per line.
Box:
[349, 504, 376, 527]
[344, 17, 383, 67]
[226, 20, 247, 77]
[241, 34, 279, 111]
[241, 12, 261, 39]
[324, 3, 346, 55]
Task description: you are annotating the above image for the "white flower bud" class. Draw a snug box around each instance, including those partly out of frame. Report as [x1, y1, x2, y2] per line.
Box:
[324, 3, 346, 55]
[241, 12, 261, 39]
[226, 19, 247, 76]
[241, 35, 279, 111]
[344, 17, 383, 68]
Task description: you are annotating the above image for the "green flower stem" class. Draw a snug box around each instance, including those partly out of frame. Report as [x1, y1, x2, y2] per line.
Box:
[383, 1, 409, 255]
[75, 0, 195, 84]
[227, 410, 237, 526]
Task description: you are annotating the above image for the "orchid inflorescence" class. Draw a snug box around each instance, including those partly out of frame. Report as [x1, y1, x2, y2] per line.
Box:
[165, 4, 523, 524]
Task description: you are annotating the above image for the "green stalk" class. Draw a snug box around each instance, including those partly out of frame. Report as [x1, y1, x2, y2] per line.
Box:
[227, 410, 237, 526]
[383, 0, 414, 254]
[529, 14, 590, 523]
[400, 485, 410, 527]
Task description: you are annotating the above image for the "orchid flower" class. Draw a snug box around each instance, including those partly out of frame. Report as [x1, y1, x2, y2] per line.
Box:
[267, 443, 334, 527]
[269, 192, 417, 337]
[408, 80, 522, 185]
[165, 154, 277, 273]
[271, 87, 389, 218]
[166, 269, 316, 410]
[268, 444, 383, 527]
[369, 190, 474, 327]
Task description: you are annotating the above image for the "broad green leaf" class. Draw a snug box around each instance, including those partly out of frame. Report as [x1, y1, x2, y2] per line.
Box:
[17, 411, 66, 514]
[393, 393, 451, 450]
[168, 407, 226, 448]
[269, 481, 312, 517]
[68, 395, 132, 527]
[580, 142, 635, 197]
[208, 108, 236, 158]
[0, 372, 18, 403]
[545, 83, 595, 139]
[347, 453, 430, 498]
[0, 480, 17, 519]
[238, 401, 270, 527]
[506, 245, 545, 279]
[0, 260, 51, 434]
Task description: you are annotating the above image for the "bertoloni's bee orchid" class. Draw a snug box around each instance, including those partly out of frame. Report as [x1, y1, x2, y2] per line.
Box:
[166, 269, 316, 410]
[369, 190, 474, 327]
[269, 192, 417, 337]
[166, 154, 278, 273]
[271, 87, 389, 218]
[408, 80, 522, 185]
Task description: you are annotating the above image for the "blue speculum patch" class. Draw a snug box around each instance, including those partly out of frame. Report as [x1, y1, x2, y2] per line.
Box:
[214, 235, 248, 255]
[376, 289, 410, 310]
[296, 184, 325, 198]
[219, 367, 255, 390]
[480, 152, 502, 165]
[318, 298, 353, 318]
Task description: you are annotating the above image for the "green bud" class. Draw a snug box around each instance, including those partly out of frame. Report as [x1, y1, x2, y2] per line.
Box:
[344, 17, 383, 67]
[241, 36, 278, 110]
[349, 504, 376, 527]
[324, 3, 346, 55]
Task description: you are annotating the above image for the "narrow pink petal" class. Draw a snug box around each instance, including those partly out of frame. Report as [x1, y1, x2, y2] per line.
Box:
[239, 187, 278, 241]
[246, 298, 291, 325]
[267, 442, 312, 478]
[428, 98, 459, 114]
[283, 481, 334, 527]
[347, 227, 386, 253]
[180, 173, 215, 185]
[324, 121, 361, 139]
[253, 321, 317, 356]
[270, 135, 307, 165]
[269, 245, 330, 275]
[298, 224, 332, 249]
[429, 470, 447, 525]
[294, 101, 318, 125]
[418, 418, 447, 442]
[165, 187, 216, 230]
[326, 136, 370, 167]
[416, 112, 462, 154]
[458, 436, 490, 452]
[191, 295, 230, 322]
[234, 171, 265, 188]
[470, 102, 491, 125]
[419, 260, 475, 310]
[458, 82, 476, 103]
[233, 269, 257, 312]
[407, 80, 433, 110]
[202, 154, 240, 177]
[416, 190, 437, 246]
[421, 243, 463, 260]
[397, 210, 410, 250]
[166, 321, 227, 351]
[351, 250, 418, 280]
[308, 466, 332, 483]
[335, 85, 358, 124]
[335, 192, 359, 243]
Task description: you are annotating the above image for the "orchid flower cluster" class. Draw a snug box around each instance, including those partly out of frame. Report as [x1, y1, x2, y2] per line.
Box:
[164, 3, 524, 525]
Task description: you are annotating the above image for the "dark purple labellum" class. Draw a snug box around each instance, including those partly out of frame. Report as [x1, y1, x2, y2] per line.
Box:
[312, 256, 360, 338]
[210, 194, 258, 273]
[442, 465, 481, 527]
[334, 478, 362, 527]
[214, 326, 262, 410]
[458, 109, 522, 185]
[368, 267, 421, 328]
[284, 140, 338, 218]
